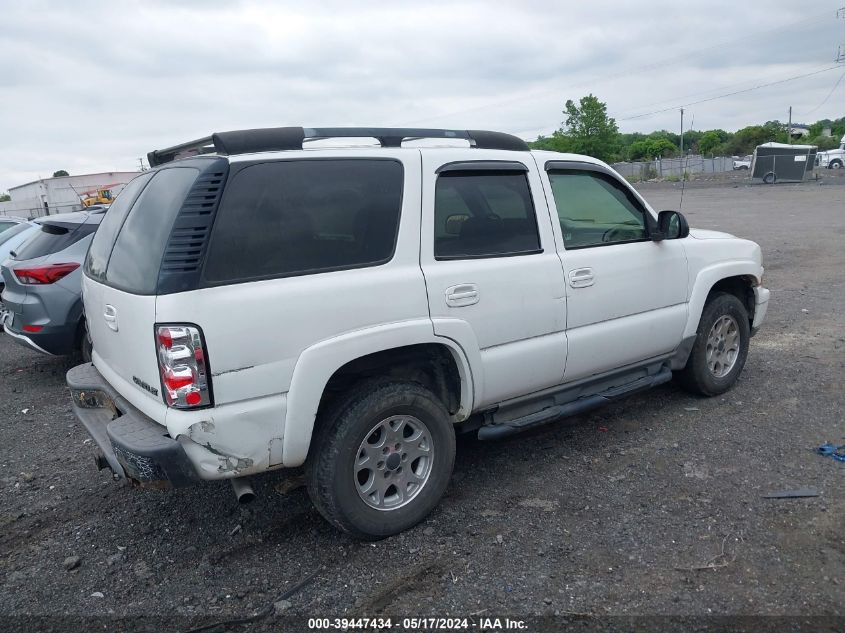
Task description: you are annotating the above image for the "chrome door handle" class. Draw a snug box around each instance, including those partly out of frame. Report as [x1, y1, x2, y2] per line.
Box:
[568, 267, 594, 288]
[445, 284, 479, 307]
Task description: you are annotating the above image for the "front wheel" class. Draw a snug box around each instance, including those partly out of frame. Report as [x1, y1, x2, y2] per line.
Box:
[678, 292, 750, 396]
[305, 380, 455, 539]
[830, 160, 843, 169]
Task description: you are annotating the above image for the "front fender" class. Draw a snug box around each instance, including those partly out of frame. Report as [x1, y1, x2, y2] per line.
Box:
[685, 260, 762, 338]
[282, 319, 476, 467]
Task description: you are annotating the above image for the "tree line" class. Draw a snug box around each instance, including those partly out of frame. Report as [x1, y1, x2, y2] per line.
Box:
[531, 94, 845, 163]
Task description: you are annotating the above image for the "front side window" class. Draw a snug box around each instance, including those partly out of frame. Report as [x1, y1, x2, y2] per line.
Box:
[434, 171, 541, 259]
[204, 159, 403, 283]
[547, 170, 648, 249]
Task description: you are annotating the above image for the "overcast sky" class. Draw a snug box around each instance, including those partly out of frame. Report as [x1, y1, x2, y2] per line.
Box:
[1, 0, 844, 191]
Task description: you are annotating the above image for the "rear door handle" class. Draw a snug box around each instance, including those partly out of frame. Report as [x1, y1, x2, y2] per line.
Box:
[103, 304, 118, 331]
[445, 283, 479, 307]
[568, 267, 594, 288]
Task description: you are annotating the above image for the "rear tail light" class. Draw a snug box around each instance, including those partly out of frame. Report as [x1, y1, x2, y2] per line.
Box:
[156, 325, 212, 409]
[13, 262, 80, 284]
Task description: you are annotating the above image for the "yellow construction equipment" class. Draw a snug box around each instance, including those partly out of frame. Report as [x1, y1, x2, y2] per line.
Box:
[80, 184, 119, 207]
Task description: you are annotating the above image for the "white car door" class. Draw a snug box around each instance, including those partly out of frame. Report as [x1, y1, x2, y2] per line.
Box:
[537, 159, 688, 382]
[420, 150, 568, 407]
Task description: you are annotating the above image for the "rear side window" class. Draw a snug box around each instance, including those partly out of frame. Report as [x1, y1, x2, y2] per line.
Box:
[85, 172, 154, 280]
[14, 221, 97, 260]
[204, 159, 403, 283]
[434, 172, 541, 259]
[105, 168, 199, 293]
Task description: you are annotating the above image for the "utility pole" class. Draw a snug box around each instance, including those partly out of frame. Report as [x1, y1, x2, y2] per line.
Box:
[838, 7, 845, 62]
[680, 107, 684, 156]
[787, 106, 792, 144]
[137, 158, 147, 172]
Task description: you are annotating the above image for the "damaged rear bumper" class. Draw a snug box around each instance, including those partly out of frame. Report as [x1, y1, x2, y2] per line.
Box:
[66, 363, 201, 488]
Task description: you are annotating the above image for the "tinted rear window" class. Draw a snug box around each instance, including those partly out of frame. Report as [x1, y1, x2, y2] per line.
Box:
[14, 221, 97, 260]
[104, 167, 198, 293]
[85, 172, 154, 280]
[204, 159, 403, 283]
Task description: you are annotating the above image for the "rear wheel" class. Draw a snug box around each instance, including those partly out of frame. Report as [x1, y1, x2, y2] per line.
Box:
[80, 322, 93, 363]
[678, 292, 750, 396]
[762, 172, 777, 184]
[305, 380, 455, 539]
[74, 319, 93, 363]
[830, 160, 843, 169]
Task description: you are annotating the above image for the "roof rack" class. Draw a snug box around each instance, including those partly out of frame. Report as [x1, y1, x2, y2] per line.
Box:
[147, 127, 530, 166]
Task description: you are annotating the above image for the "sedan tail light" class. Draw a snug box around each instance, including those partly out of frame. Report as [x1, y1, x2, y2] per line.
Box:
[13, 262, 80, 284]
[156, 325, 212, 408]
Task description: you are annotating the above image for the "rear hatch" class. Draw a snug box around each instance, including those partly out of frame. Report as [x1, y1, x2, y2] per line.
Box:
[1, 214, 98, 330]
[82, 161, 223, 420]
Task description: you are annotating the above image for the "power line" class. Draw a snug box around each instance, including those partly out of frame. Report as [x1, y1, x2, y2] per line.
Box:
[393, 9, 834, 127]
[616, 65, 842, 121]
[801, 68, 845, 116]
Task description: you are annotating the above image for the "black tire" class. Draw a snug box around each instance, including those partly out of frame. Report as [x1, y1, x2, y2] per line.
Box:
[762, 172, 777, 184]
[305, 380, 455, 540]
[677, 292, 750, 397]
[830, 160, 843, 170]
[80, 320, 93, 363]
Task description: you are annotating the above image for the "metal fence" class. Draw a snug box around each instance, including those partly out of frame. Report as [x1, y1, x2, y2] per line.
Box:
[0, 202, 86, 220]
[611, 155, 736, 181]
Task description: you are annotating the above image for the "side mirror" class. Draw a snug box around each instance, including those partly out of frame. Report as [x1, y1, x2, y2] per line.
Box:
[653, 210, 689, 241]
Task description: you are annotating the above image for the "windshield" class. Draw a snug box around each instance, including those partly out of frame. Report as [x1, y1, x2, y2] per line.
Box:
[0, 222, 32, 246]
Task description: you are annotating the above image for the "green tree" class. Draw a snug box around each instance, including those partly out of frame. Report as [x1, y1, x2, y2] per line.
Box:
[628, 137, 676, 160]
[699, 129, 729, 155]
[0, 193, 10, 202]
[530, 131, 576, 153]
[52, 170, 69, 177]
[808, 135, 841, 151]
[561, 94, 620, 162]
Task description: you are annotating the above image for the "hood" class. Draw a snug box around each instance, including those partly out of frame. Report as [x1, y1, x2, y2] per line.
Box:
[689, 228, 736, 240]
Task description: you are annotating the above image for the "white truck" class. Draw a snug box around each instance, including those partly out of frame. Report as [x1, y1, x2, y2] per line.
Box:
[817, 134, 845, 169]
[67, 127, 769, 539]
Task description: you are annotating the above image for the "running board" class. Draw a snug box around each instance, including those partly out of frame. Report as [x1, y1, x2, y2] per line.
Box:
[477, 365, 673, 440]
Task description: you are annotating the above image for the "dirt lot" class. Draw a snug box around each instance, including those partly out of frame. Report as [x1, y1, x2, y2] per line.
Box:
[1, 174, 843, 631]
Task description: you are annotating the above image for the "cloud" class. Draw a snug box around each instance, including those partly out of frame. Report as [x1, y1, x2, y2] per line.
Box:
[1, 0, 843, 190]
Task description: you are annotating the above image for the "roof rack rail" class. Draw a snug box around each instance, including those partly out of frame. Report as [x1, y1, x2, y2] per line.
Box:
[147, 127, 530, 166]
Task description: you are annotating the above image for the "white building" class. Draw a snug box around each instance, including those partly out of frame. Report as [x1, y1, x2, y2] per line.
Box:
[0, 171, 141, 218]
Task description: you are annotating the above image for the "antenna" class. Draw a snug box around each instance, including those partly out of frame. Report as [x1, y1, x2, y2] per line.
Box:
[67, 182, 85, 204]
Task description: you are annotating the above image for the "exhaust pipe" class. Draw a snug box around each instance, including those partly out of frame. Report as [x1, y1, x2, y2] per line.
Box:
[230, 477, 256, 504]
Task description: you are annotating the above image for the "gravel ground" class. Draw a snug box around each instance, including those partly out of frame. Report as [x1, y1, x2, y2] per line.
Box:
[1, 174, 843, 631]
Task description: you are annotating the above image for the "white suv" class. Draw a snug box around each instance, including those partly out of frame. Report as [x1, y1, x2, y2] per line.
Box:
[67, 127, 770, 538]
